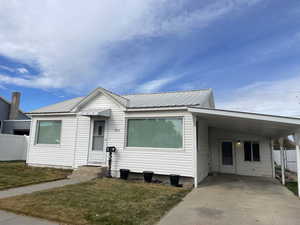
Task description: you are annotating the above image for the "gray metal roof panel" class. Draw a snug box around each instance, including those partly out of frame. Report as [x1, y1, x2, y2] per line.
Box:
[29, 89, 211, 113]
[124, 89, 211, 108]
[29, 97, 84, 113]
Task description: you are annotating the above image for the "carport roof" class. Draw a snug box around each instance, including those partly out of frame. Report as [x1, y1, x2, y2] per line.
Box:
[188, 107, 300, 138]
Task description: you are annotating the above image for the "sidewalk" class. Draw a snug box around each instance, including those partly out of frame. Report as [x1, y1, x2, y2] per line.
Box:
[0, 178, 90, 225]
[0, 178, 87, 199]
[0, 210, 58, 225]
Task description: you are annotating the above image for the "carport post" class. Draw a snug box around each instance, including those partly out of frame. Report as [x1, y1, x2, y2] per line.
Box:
[270, 139, 275, 178]
[279, 138, 285, 185]
[293, 133, 300, 197]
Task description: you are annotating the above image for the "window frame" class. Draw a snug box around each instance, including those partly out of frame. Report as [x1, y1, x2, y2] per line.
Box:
[243, 141, 260, 162]
[35, 120, 62, 145]
[125, 116, 185, 151]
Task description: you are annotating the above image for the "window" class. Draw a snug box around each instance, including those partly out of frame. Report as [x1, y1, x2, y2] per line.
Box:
[36, 121, 61, 144]
[127, 118, 183, 148]
[244, 141, 260, 161]
[244, 141, 252, 161]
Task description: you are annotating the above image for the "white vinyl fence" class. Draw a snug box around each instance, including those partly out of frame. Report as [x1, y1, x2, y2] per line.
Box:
[273, 150, 297, 173]
[0, 134, 28, 161]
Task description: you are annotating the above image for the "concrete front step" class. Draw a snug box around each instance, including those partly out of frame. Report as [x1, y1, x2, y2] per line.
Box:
[68, 166, 107, 179]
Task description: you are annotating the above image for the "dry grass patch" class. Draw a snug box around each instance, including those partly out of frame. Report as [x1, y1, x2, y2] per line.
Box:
[0, 178, 190, 225]
[0, 161, 72, 190]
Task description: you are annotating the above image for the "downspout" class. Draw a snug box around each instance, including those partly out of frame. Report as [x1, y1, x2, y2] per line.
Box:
[0, 120, 3, 133]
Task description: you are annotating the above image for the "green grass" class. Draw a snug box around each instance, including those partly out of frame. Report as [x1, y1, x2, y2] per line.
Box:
[286, 182, 298, 196]
[0, 178, 190, 225]
[0, 161, 72, 190]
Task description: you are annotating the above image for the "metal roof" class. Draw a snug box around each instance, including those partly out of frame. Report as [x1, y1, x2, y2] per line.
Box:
[29, 88, 213, 114]
[125, 89, 212, 108]
[29, 97, 84, 113]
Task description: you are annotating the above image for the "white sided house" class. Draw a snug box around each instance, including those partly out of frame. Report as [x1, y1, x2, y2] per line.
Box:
[27, 87, 300, 188]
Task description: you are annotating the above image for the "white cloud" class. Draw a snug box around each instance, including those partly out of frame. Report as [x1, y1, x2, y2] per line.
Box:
[218, 75, 300, 116]
[136, 76, 179, 93]
[16, 68, 28, 74]
[0, 0, 263, 93]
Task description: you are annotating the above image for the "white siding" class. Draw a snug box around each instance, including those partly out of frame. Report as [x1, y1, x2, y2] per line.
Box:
[115, 111, 194, 177]
[77, 92, 195, 177]
[209, 128, 273, 177]
[74, 93, 125, 167]
[74, 116, 90, 167]
[197, 119, 209, 182]
[27, 93, 195, 178]
[27, 115, 77, 168]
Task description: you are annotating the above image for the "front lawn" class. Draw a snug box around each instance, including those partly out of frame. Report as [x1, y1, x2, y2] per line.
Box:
[286, 182, 298, 196]
[0, 161, 72, 190]
[0, 178, 190, 225]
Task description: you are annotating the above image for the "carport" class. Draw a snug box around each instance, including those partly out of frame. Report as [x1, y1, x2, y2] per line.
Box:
[189, 107, 300, 197]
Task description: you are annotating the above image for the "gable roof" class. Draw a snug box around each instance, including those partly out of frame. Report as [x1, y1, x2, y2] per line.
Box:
[28, 87, 213, 114]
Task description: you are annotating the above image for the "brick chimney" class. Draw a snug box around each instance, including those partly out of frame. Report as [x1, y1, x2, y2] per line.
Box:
[9, 92, 21, 120]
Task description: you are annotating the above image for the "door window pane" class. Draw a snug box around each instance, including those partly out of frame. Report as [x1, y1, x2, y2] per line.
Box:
[222, 142, 233, 165]
[92, 121, 105, 151]
[36, 121, 61, 144]
[127, 118, 183, 148]
[244, 141, 252, 161]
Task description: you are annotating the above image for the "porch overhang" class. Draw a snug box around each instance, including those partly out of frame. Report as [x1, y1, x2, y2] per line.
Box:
[188, 107, 300, 138]
[77, 108, 111, 117]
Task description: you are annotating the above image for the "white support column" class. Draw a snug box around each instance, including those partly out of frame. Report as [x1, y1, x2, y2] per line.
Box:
[192, 115, 198, 188]
[279, 137, 285, 185]
[270, 139, 275, 178]
[293, 133, 300, 197]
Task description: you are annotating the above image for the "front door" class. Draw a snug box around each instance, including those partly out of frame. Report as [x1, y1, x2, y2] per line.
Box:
[220, 141, 236, 174]
[88, 120, 106, 164]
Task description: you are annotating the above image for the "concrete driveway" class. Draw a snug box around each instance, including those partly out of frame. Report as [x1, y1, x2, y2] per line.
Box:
[158, 175, 300, 225]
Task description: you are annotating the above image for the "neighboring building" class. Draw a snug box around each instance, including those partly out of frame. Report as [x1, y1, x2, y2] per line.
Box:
[0, 92, 31, 135]
[26, 87, 300, 186]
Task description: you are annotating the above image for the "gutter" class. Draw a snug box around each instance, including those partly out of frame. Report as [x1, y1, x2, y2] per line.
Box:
[125, 107, 188, 112]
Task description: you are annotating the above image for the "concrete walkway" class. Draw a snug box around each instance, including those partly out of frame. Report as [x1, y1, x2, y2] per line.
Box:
[158, 175, 300, 225]
[0, 178, 88, 199]
[0, 210, 58, 225]
[0, 178, 90, 225]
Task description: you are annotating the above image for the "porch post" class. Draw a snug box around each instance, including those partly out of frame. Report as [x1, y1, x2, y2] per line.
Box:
[270, 139, 275, 178]
[293, 133, 300, 197]
[193, 115, 198, 188]
[279, 137, 285, 185]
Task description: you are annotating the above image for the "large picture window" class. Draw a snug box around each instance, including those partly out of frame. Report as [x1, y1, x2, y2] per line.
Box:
[127, 118, 183, 148]
[36, 121, 62, 144]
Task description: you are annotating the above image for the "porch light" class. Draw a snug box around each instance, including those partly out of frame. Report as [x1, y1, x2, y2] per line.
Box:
[237, 140, 241, 146]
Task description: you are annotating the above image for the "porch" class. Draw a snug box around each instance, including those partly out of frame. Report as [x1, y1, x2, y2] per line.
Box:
[190, 107, 300, 196]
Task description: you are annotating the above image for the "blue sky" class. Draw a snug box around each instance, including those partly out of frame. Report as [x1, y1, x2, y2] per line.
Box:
[0, 0, 300, 115]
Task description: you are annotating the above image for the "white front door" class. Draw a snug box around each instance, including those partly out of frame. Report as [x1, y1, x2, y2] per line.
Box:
[220, 141, 236, 174]
[88, 120, 106, 164]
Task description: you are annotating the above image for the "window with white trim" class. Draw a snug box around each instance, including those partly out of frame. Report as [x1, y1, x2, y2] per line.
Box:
[36, 120, 62, 144]
[127, 118, 183, 148]
[244, 141, 260, 161]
